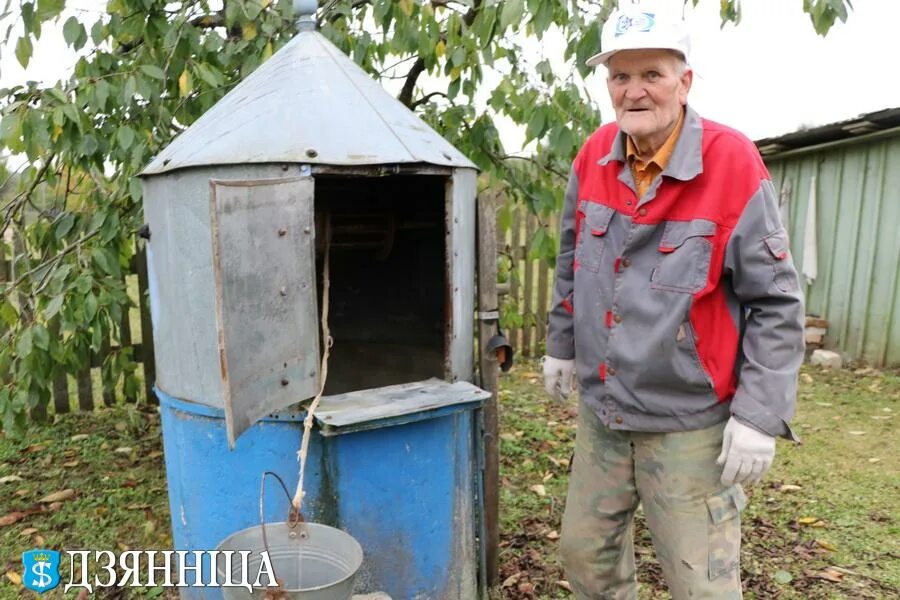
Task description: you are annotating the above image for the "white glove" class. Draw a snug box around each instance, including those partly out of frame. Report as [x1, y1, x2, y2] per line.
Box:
[716, 417, 776, 487]
[542, 356, 575, 402]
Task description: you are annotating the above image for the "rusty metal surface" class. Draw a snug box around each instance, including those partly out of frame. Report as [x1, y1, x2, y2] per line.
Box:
[141, 30, 476, 175]
[209, 177, 320, 446]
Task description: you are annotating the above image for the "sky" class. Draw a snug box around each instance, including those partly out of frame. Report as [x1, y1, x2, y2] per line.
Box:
[1, 0, 899, 156]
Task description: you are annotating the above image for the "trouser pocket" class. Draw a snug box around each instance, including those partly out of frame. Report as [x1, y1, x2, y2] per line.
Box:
[705, 485, 747, 581]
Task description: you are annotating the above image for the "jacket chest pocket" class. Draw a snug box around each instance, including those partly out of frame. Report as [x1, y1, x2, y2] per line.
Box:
[650, 219, 716, 293]
[576, 201, 615, 273]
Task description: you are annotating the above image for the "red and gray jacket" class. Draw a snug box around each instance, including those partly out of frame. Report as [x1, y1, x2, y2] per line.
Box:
[546, 106, 804, 439]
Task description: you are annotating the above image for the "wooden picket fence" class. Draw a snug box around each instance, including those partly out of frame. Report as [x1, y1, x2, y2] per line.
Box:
[1, 236, 157, 417]
[498, 201, 559, 360]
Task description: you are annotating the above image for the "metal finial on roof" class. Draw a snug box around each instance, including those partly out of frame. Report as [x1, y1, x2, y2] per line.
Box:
[294, 0, 317, 31]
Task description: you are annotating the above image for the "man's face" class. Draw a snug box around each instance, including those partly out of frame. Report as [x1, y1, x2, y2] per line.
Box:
[606, 49, 693, 153]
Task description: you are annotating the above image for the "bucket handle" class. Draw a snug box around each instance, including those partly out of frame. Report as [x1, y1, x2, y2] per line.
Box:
[259, 471, 309, 556]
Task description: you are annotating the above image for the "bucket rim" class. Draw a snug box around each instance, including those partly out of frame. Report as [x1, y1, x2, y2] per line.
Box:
[214, 521, 364, 593]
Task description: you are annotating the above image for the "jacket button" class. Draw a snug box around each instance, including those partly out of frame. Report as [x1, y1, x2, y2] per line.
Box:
[638, 208, 647, 217]
[613, 314, 622, 324]
[608, 367, 617, 376]
[622, 258, 631, 268]
[615, 416, 624, 424]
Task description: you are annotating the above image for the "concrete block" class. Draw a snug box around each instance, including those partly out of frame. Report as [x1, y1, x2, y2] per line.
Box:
[810, 349, 843, 369]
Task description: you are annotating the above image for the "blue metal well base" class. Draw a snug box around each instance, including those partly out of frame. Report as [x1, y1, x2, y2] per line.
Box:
[158, 387, 483, 599]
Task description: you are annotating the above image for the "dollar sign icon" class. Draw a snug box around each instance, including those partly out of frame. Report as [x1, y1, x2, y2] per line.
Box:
[31, 561, 52, 588]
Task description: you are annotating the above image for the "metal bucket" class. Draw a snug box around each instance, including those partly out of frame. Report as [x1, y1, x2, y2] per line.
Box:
[215, 521, 363, 600]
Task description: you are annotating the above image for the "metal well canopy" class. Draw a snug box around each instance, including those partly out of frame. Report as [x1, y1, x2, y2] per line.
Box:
[141, 30, 476, 175]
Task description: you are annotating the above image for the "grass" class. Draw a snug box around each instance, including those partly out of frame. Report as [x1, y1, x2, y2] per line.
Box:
[496, 362, 900, 599]
[0, 364, 897, 599]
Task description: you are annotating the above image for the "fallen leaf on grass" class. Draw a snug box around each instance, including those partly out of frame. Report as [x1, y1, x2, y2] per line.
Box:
[25, 444, 45, 453]
[556, 580, 573, 592]
[546, 530, 560, 540]
[114, 446, 133, 455]
[816, 539, 837, 551]
[48, 502, 63, 512]
[0, 512, 27, 527]
[14, 489, 30, 497]
[807, 568, 844, 583]
[869, 458, 881, 464]
[62, 460, 80, 468]
[847, 431, 866, 435]
[5, 571, 21, 585]
[148, 451, 164, 459]
[39, 489, 75, 503]
[501, 572, 522, 588]
[779, 484, 802, 492]
[798, 517, 822, 525]
[70, 434, 89, 442]
[542, 471, 554, 482]
[773, 570, 793, 584]
[499, 433, 517, 442]
[518, 582, 535, 594]
[815, 401, 833, 407]
[126, 504, 150, 510]
[19, 528, 38, 536]
[800, 373, 814, 384]
[530, 484, 547, 497]
[0, 475, 23, 484]
[34, 534, 45, 545]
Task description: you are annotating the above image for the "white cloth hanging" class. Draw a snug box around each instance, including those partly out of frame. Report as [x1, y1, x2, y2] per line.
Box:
[802, 174, 818, 287]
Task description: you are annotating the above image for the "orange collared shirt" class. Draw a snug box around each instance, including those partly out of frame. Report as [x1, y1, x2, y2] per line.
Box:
[626, 109, 685, 198]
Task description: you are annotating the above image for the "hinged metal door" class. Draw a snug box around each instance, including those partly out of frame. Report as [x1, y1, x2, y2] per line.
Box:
[209, 177, 319, 447]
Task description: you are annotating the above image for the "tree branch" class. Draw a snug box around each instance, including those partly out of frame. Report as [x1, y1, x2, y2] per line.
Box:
[398, 58, 426, 108]
[410, 91, 448, 109]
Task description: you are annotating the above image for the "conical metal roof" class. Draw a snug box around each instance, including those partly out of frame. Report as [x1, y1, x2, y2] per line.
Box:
[141, 30, 476, 175]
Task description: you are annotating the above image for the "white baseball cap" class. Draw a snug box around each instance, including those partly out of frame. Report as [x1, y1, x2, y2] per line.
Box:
[586, 2, 691, 67]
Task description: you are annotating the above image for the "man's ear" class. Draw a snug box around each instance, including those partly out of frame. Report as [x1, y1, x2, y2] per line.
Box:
[680, 68, 694, 104]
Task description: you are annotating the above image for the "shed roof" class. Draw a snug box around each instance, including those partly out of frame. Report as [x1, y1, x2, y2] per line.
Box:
[755, 107, 900, 157]
[141, 30, 476, 176]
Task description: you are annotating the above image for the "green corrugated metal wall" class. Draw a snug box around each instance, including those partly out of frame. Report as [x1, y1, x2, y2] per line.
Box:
[765, 131, 900, 366]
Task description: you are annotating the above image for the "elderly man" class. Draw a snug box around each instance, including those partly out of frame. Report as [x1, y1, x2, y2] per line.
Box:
[542, 3, 805, 598]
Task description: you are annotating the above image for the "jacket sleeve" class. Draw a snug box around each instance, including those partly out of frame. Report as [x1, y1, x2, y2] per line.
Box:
[545, 168, 580, 360]
[723, 178, 805, 440]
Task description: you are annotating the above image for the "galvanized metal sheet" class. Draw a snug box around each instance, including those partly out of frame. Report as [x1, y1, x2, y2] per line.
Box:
[314, 378, 489, 433]
[449, 169, 478, 383]
[209, 177, 320, 447]
[141, 30, 476, 175]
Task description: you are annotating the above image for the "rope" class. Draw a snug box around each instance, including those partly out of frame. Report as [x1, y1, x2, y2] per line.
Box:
[292, 215, 332, 512]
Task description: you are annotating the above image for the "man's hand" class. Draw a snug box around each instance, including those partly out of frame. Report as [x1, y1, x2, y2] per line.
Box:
[542, 356, 575, 402]
[716, 417, 776, 486]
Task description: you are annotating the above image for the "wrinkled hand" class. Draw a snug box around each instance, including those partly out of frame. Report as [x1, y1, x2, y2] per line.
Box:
[542, 356, 576, 402]
[716, 417, 776, 487]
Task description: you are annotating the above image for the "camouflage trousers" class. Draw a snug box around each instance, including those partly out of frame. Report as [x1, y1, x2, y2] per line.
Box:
[560, 401, 746, 599]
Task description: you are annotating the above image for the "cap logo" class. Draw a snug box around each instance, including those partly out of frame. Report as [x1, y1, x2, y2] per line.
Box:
[614, 12, 656, 37]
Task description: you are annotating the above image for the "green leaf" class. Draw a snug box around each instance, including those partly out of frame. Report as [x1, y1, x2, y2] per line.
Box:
[15, 36, 33, 68]
[117, 125, 135, 150]
[17, 328, 33, 357]
[54, 212, 75, 240]
[83, 292, 99, 321]
[45, 294, 64, 320]
[32, 324, 50, 351]
[62, 16, 83, 45]
[36, 0, 64, 21]
[140, 64, 166, 80]
[500, 0, 525, 31]
[78, 134, 98, 156]
[0, 298, 17, 327]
